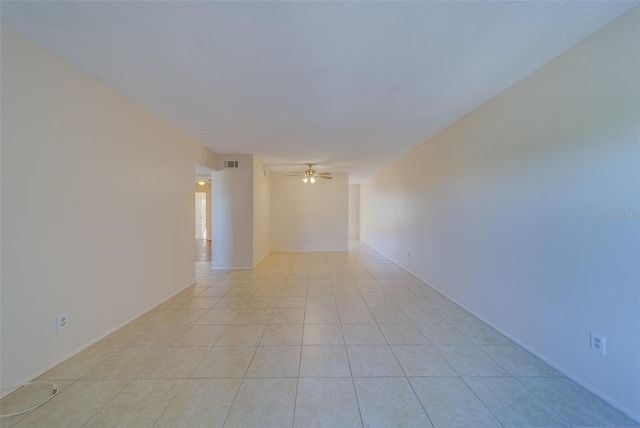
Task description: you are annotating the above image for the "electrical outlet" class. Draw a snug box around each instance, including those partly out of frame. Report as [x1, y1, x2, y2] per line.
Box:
[590, 332, 606, 356]
[56, 313, 69, 331]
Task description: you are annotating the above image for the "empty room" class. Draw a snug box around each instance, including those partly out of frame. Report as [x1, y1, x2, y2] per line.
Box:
[1, 2, 639, 427]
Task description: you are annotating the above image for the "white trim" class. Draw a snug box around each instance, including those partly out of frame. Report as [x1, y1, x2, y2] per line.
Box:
[211, 267, 254, 270]
[269, 249, 349, 253]
[358, 239, 640, 424]
[1, 280, 197, 398]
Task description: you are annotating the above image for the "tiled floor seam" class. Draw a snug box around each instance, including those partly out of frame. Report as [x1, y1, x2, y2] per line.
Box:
[77, 378, 132, 427]
[148, 377, 190, 427]
[380, 313, 435, 427]
[511, 375, 576, 427]
[339, 304, 366, 428]
[291, 274, 307, 428]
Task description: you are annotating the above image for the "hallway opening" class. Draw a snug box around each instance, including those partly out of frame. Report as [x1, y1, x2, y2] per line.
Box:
[195, 164, 214, 263]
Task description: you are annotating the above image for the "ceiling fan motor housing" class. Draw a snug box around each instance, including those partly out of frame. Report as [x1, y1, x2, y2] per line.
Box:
[287, 163, 333, 182]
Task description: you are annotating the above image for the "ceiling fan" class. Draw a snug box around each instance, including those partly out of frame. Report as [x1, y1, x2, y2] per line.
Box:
[286, 163, 332, 184]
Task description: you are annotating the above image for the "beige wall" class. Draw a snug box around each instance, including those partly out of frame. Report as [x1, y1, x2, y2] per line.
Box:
[253, 157, 271, 266]
[360, 9, 639, 419]
[271, 172, 348, 251]
[1, 27, 218, 389]
[194, 182, 212, 240]
[211, 154, 254, 269]
[348, 184, 360, 240]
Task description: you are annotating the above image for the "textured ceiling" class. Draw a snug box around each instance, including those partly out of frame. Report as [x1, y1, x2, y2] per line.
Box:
[1, 1, 636, 182]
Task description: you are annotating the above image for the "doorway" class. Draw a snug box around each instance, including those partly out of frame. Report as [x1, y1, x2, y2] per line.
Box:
[195, 164, 214, 263]
[195, 192, 207, 239]
[194, 190, 211, 262]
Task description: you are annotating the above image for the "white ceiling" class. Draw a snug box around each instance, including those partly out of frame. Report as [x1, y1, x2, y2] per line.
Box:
[195, 164, 214, 177]
[1, 1, 636, 182]
[194, 164, 214, 183]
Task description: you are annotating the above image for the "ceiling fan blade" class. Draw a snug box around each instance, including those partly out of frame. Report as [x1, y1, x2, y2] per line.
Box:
[317, 173, 332, 176]
[318, 175, 333, 179]
[285, 174, 303, 177]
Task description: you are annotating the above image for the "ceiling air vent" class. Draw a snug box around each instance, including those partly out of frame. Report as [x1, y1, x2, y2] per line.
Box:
[223, 160, 238, 168]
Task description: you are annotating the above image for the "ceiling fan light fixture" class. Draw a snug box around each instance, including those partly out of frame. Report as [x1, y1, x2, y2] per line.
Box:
[290, 163, 331, 184]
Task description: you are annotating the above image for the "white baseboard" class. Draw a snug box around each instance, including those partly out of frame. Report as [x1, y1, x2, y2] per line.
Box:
[359, 240, 640, 424]
[210, 266, 254, 270]
[269, 249, 348, 253]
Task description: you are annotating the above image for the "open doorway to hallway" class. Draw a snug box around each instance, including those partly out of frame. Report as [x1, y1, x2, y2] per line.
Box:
[194, 191, 210, 261]
[195, 164, 213, 263]
[195, 238, 211, 262]
[195, 192, 207, 239]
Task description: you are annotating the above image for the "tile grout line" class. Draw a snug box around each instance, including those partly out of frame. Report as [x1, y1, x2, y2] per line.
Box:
[148, 377, 190, 427]
[377, 260, 505, 428]
[374, 292, 434, 428]
[219, 269, 265, 428]
[345, 266, 369, 428]
[511, 376, 574, 427]
[78, 378, 133, 428]
[291, 265, 310, 428]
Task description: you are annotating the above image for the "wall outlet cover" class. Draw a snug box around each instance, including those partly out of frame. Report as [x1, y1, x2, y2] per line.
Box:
[56, 313, 69, 331]
[590, 331, 606, 356]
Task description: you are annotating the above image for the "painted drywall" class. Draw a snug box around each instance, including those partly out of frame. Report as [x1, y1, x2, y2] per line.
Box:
[194, 181, 212, 240]
[0, 27, 218, 390]
[271, 172, 348, 251]
[253, 157, 271, 266]
[360, 8, 640, 419]
[211, 154, 254, 269]
[348, 184, 360, 240]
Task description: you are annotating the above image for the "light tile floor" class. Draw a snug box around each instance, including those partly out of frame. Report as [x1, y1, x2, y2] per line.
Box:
[2, 242, 638, 427]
